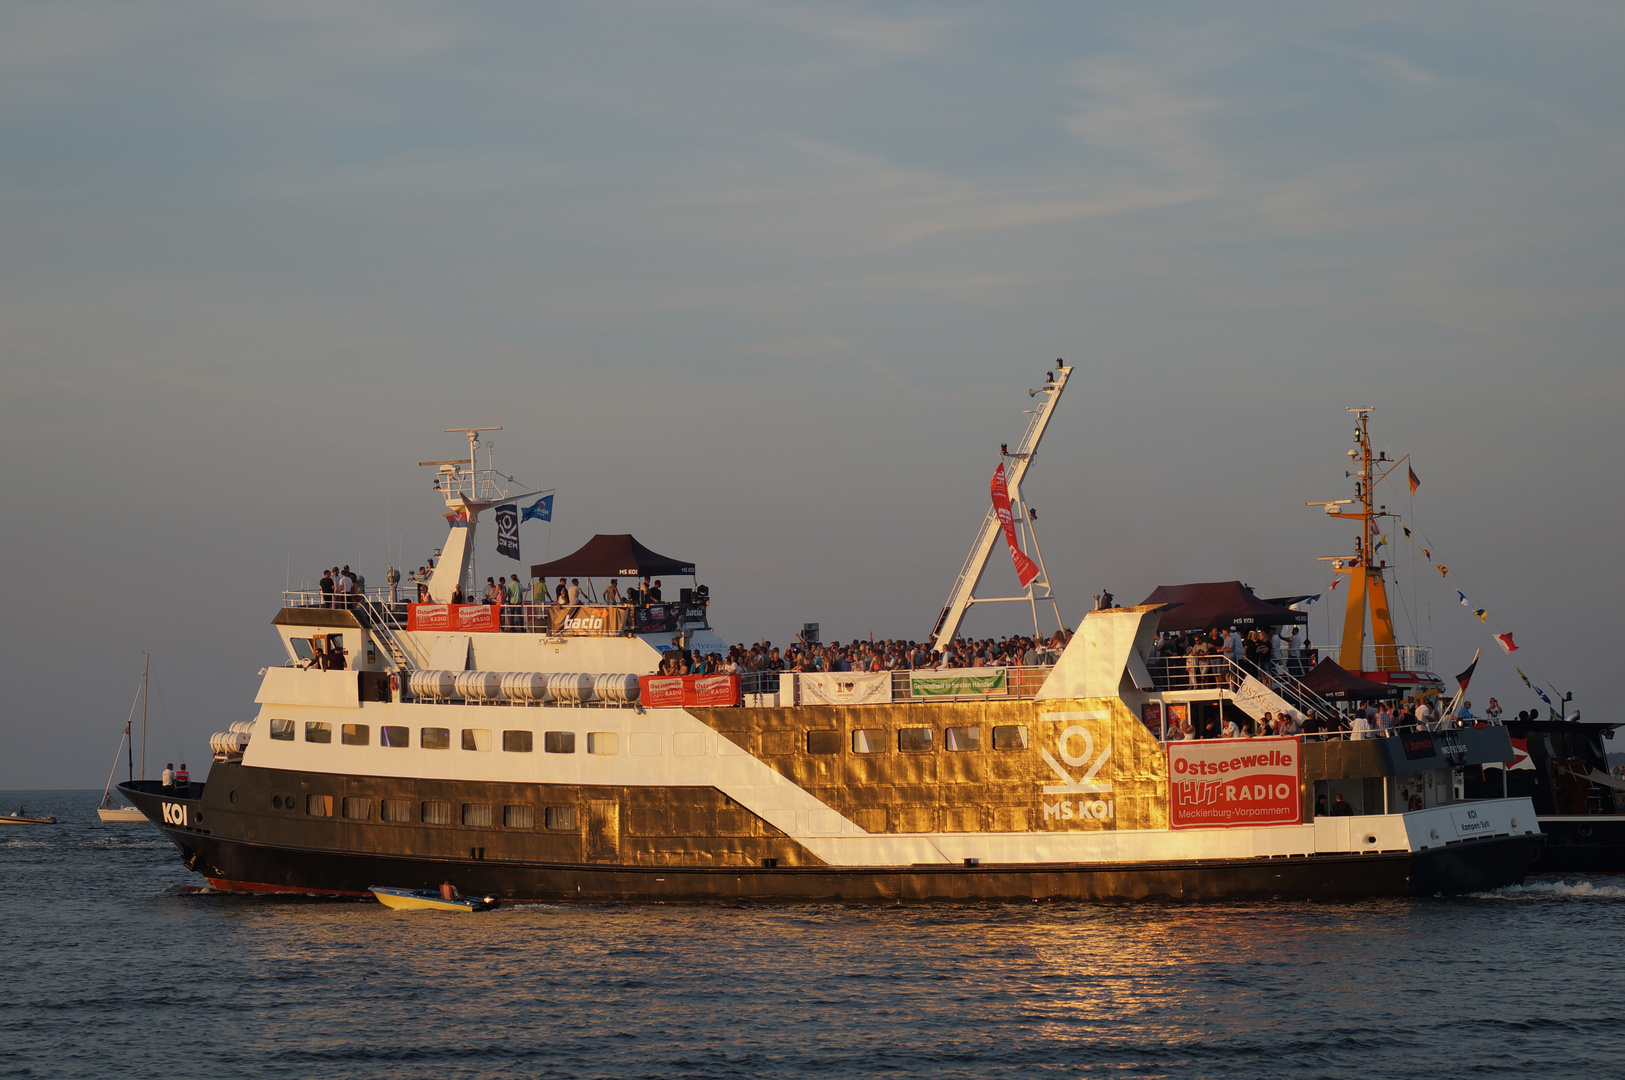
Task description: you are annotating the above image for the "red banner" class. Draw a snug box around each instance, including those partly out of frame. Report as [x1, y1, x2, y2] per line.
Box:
[407, 603, 502, 633]
[637, 673, 741, 708]
[991, 464, 1040, 587]
[1168, 736, 1301, 829]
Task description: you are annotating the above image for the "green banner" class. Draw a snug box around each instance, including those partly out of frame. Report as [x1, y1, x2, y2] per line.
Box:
[910, 669, 1007, 697]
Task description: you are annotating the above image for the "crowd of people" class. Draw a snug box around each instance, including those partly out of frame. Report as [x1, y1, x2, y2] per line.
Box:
[1161, 694, 1515, 743]
[654, 631, 1073, 678]
[1148, 626, 1315, 683]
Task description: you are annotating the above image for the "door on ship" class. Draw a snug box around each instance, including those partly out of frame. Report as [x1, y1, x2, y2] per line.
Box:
[586, 800, 620, 861]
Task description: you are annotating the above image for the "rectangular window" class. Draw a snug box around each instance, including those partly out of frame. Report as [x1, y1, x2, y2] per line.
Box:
[503, 804, 535, 829]
[421, 727, 451, 750]
[852, 728, 886, 754]
[545, 805, 578, 830]
[380, 799, 412, 823]
[269, 718, 295, 741]
[992, 725, 1028, 750]
[290, 638, 314, 663]
[306, 794, 333, 817]
[587, 732, 619, 756]
[421, 800, 453, 825]
[806, 729, 842, 755]
[461, 728, 491, 752]
[381, 726, 409, 748]
[544, 731, 576, 754]
[462, 804, 493, 827]
[341, 724, 369, 746]
[502, 730, 534, 753]
[945, 726, 981, 752]
[898, 727, 934, 753]
[341, 796, 372, 820]
[305, 721, 331, 744]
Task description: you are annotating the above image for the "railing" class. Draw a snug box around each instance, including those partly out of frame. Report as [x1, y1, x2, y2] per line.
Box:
[281, 590, 709, 638]
[1320, 644, 1433, 673]
[1146, 654, 1339, 721]
[736, 666, 1056, 706]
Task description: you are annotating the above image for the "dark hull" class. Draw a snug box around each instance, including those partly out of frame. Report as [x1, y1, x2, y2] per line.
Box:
[1531, 817, 1625, 874]
[121, 782, 1542, 902]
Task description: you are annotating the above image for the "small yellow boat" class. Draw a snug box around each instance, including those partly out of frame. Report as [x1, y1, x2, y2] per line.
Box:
[368, 886, 500, 912]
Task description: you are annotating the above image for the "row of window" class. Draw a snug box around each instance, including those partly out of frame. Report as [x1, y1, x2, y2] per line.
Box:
[267, 721, 1030, 756]
[281, 792, 577, 830]
[270, 720, 612, 755]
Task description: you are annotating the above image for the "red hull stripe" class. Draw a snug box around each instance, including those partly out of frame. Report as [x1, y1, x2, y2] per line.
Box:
[206, 876, 372, 897]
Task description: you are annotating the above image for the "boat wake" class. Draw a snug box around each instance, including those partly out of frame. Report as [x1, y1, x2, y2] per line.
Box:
[1476, 878, 1625, 901]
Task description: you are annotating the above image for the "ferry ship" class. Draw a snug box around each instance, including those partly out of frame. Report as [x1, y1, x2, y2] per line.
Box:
[122, 367, 1543, 900]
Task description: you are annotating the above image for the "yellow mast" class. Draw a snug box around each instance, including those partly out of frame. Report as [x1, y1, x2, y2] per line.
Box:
[1310, 408, 1400, 673]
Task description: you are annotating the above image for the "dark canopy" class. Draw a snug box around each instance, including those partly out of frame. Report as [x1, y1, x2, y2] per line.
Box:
[530, 534, 695, 580]
[1300, 657, 1403, 701]
[1138, 581, 1308, 632]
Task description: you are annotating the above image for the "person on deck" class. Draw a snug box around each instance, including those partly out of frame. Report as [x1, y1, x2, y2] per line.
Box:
[175, 763, 189, 794]
[1350, 712, 1373, 740]
[440, 881, 459, 901]
[555, 577, 569, 604]
[568, 578, 583, 605]
[504, 575, 521, 631]
[602, 578, 622, 606]
[649, 579, 664, 602]
[1485, 697, 1504, 721]
[1330, 793, 1355, 816]
[161, 763, 175, 792]
[319, 569, 335, 608]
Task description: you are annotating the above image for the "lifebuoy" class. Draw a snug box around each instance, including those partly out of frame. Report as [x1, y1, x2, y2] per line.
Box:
[388, 673, 400, 692]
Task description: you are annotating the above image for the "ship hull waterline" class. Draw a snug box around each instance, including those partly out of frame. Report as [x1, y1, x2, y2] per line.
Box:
[122, 784, 1542, 902]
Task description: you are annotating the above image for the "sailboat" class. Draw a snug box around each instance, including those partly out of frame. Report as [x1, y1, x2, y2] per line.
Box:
[98, 656, 151, 823]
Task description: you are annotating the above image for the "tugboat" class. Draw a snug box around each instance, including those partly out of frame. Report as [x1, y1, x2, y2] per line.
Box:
[122, 371, 1542, 900]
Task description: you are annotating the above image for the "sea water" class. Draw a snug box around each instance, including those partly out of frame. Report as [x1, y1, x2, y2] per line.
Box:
[4, 788, 1623, 1079]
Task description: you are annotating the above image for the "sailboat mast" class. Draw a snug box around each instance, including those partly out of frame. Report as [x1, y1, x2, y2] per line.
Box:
[140, 653, 149, 781]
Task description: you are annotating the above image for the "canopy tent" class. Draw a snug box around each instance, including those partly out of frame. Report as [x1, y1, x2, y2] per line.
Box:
[1300, 657, 1404, 701]
[1138, 581, 1308, 633]
[530, 534, 695, 581]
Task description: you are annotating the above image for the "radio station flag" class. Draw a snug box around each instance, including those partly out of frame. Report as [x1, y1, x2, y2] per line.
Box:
[990, 464, 1040, 588]
[494, 503, 520, 560]
[1408, 467, 1421, 494]
[1497, 633, 1519, 654]
[521, 494, 554, 523]
[1455, 650, 1480, 692]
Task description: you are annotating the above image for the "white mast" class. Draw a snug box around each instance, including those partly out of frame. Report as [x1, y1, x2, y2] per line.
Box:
[928, 360, 1073, 651]
[421, 428, 544, 603]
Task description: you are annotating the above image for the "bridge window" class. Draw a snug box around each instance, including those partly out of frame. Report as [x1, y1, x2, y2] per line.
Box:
[544, 731, 576, 754]
[461, 729, 491, 752]
[503, 805, 534, 828]
[341, 724, 369, 746]
[852, 729, 886, 754]
[421, 728, 451, 750]
[421, 801, 453, 825]
[806, 730, 842, 754]
[269, 718, 295, 741]
[342, 797, 371, 820]
[306, 794, 333, 817]
[503, 730, 533, 753]
[545, 806, 577, 830]
[462, 804, 493, 827]
[945, 726, 981, 752]
[380, 799, 412, 823]
[381, 726, 409, 748]
[898, 728, 934, 753]
[993, 725, 1028, 750]
[304, 722, 331, 744]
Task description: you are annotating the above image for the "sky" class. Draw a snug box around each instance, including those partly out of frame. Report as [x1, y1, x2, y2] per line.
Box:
[2, 1, 1621, 786]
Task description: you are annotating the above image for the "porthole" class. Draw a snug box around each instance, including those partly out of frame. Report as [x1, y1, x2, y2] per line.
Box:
[229, 790, 238, 804]
[271, 794, 283, 809]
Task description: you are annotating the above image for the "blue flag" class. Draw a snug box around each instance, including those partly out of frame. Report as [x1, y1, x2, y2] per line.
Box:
[1534, 685, 1552, 705]
[521, 494, 554, 523]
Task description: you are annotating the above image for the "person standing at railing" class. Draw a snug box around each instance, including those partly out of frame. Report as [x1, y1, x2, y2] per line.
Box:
[338, 566, 355, 609]
[320, 568, 335, 608]
[504, 575, 521, 631]
[602, 578, 622, 606]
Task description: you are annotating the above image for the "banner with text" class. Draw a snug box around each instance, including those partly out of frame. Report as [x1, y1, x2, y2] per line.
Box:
[991, 463, 1040, 588]
[546, 605, 630, 635]
[494, 504, 520, 560]
[798, 671, 892, 706]
[1168, 736, 1301, 829]
[407, 603, 502, 633]
[910, 668, 1007, 698]
[638, 673, 741, 708]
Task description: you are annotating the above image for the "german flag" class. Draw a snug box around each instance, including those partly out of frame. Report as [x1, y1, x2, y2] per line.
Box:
[1408, 466, 1421, 494]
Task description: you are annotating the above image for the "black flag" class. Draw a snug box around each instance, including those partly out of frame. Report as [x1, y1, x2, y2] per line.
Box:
[494, 504, 520, 560]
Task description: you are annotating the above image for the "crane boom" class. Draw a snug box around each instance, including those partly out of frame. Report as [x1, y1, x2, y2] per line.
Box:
[928, 362, 1073, 650]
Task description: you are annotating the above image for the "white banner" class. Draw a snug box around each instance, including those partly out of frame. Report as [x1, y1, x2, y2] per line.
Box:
[797, 671, 892, 706]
